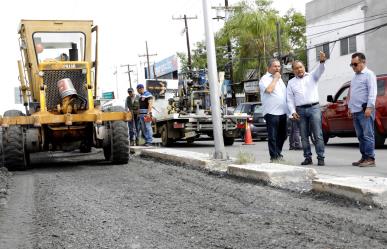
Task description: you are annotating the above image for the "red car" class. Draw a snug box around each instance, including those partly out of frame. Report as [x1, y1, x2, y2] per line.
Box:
[321, 74, 387, 148]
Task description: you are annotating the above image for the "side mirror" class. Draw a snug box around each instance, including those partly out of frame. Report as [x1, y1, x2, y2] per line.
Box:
[327, 95, 334, 102]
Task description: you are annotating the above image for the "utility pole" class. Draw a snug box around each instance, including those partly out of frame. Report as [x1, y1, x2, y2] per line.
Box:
[120, 64, 136, 88]
[113, 65, 119, 99]
[202, 0, 227, 160]
[212, 0, 237, 106]
[139, 41, 157, 79]
[275, 21, 283, 73]
[173, 14, 197, 78]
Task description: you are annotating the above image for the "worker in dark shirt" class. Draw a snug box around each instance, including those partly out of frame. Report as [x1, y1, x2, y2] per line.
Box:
[125, 87, 139, 146]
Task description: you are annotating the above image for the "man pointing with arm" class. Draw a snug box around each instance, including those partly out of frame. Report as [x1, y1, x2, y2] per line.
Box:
[287, 51, 326, 166]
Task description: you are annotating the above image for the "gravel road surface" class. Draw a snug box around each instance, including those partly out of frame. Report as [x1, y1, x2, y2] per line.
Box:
[0, 151, 387, 248]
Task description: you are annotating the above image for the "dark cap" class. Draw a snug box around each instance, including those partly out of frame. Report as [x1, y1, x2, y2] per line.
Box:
[136, 84, 144, 89]
[127, 87, 134, 92]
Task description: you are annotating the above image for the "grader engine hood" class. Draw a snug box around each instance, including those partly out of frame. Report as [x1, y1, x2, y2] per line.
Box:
[38, 62, 90, 113]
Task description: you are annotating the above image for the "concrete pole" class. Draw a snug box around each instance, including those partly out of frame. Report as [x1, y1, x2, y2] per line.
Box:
[202, 0, 227, 160]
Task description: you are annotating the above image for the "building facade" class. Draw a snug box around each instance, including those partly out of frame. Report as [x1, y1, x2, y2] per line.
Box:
[306, 0, 387, 102]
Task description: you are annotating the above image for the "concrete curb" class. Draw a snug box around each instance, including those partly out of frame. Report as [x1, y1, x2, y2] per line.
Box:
[228, 163, 317, 191]
[131, 147, 228, 175]
[313, 176, 387, 207]
[130, 146, 387, 207]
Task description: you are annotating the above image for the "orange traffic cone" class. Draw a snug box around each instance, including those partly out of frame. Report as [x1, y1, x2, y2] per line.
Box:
[243, 120, 254, 145]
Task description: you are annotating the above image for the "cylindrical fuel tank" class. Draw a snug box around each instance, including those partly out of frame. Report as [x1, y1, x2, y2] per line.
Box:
[57, 78, 77, 98]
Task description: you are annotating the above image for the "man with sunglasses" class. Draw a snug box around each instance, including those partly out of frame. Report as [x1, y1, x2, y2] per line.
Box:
[348, 52, 377, 167]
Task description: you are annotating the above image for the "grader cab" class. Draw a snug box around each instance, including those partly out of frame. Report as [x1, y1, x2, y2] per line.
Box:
[0, 20, 130, 170]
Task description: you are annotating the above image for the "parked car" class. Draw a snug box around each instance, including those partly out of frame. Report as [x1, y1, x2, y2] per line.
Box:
[233, 102, 268, 140]
[321, 74, 387, 148]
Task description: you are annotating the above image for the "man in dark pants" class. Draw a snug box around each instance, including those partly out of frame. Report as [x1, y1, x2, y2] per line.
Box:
[259, 59, 288, 162]
[289, 119, 302, 150]
[348, 52, 377, 167]
[125, 88, 139, 146]
[287, 52, 326, 166]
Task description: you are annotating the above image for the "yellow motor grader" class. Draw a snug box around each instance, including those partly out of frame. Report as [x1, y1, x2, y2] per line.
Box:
[0, 20, 131, 170]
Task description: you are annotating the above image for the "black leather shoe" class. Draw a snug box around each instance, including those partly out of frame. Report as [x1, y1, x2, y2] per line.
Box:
[301, 158, 313, 165]
[318, 159, 325, 166]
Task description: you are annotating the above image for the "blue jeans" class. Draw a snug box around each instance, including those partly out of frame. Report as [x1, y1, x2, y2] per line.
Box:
[296, 104, 325, 160]
[128, 119, 137, 141]
[138, 114, 153, 144]
[289, 119, 301, 149]
[352, 111, 375, 160]
[264, 114, 288, 160]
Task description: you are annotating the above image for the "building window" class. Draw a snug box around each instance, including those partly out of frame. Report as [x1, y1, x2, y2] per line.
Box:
[316, 43, 330, 61]
[340, 36, 357, 56]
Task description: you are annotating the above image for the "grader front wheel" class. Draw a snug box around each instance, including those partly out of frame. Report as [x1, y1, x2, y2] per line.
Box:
[103, 120, 129, 164]
[2, 110, 30, 170]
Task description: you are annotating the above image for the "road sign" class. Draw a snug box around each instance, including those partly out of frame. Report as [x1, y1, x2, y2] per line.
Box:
[102, 91, 115, 99]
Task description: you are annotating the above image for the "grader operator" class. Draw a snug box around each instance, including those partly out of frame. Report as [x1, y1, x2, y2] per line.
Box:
[0, 20, 131, 170]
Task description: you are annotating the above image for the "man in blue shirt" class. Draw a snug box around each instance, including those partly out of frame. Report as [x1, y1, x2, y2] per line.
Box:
[348, 52, 377, 167]
[137, 84, 154, 147]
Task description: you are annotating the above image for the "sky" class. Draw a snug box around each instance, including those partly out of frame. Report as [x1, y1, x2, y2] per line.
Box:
[0, 0, 310, 113]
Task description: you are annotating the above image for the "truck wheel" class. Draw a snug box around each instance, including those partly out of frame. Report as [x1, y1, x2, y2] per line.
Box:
[375, 127, 386, 148]
[79, 142, 92, 153]
[224, 137, 235, 146]
[186, 138, 195, 144]
[2, 110, 30, 170]
[160, 125, 173, 147]
[323, 131, 329, 145]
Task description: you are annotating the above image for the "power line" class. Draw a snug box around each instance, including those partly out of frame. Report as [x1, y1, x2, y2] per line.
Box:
[308, 14, 387, 39]
[138, 41, 157, 79]
[120, 64, 136, 88]
[307, 0, 364, 23]
[306, 21, 387, 51]
[307, 12, 387, 28]
[172, 14, 198, 77]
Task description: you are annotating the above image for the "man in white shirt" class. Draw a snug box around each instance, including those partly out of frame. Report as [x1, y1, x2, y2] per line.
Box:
[259, 58, 288, 162]
[287, 52, 326, 166]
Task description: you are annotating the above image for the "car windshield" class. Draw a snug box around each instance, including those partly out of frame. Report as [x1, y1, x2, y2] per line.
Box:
[33, 32, 85, 63]
[254, 105, 263, 113]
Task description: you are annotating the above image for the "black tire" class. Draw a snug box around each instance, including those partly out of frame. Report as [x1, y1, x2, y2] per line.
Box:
[2, 126, 30, 171]
[186, 138, 195, 144]
[323, 131, 329, 145]
[375, 127, 386, 148]
[79, 142, 92, 153]
[103, 106, 129, 164]
[2, 110, 29, 171]
[224, 137, 235, 146]
[160, 124, 173, 147]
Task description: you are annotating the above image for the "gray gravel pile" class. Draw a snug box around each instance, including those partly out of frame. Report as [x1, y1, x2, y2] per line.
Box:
[0, 167, 9, 198]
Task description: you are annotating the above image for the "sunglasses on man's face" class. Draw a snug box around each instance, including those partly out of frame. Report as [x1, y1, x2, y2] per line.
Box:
[350, 62, 360, 67]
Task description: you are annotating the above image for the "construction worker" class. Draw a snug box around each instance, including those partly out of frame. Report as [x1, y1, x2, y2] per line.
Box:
[125, 87, 139, 146]
[137, 84, 153, 146]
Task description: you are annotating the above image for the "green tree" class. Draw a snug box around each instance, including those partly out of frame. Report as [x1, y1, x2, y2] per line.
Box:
[220, 0, 290, 82]
[176, 52, 189, 76]
[283, 8, 307, 66]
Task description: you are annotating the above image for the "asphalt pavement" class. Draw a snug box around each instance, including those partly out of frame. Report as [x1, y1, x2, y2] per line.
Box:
[1, 153, 387, 248]
[166, 137, 387, 178]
